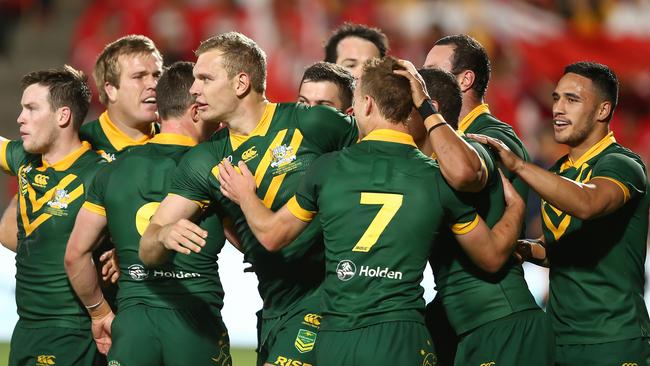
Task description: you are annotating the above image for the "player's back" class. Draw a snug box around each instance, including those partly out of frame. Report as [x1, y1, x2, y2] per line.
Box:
[86, 135, 226, 311]
[305, 131, 473, 331]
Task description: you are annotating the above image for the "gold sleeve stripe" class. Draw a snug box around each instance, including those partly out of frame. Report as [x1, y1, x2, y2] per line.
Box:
[167, 193, 210, 209]
[82, 201, 106, 217]
[591, 176, 631, 202]
[0, 139, 10, 173]
[451, 214, 480, 235]
[287, 196, 316, 223]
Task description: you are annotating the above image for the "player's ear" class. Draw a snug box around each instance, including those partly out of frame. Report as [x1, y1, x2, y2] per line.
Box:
[363, 95, 373, 117]
[457, 70, 475, 93]
[596, 100, 612, 123]
[234, 72, 251, 97]
[105, 82, 118, 103]
[56, 106, 72, 127]
[190, 103, 200, 123]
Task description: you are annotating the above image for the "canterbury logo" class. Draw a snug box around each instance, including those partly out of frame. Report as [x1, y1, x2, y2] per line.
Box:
[303, 313, 321, 327]
[480, 362, 496, 366]
[36, 355, 56, 365]
[33, 174, 49, 187]
[242, 146, 258, 162]
[621, 363, 638, 366]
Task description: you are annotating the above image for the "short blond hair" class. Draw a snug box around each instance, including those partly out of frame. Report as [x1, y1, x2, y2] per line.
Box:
[196, 32, 267, 94]
[93, 35, 162, 105]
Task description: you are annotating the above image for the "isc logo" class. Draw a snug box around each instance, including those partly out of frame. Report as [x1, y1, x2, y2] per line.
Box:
[33, 174, 49, 187]
[242, 146, 258, 162]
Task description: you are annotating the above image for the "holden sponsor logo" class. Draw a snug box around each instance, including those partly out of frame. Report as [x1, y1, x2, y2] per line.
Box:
[336, 260, 356, 281]
[128, 264, 149, 281]
[335, 260, 403, 281]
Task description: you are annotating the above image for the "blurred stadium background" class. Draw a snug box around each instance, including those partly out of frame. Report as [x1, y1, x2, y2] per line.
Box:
[1, 0, 650, 364]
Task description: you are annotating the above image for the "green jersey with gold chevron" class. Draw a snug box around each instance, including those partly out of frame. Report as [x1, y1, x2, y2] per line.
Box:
[0, 140, 104, 329]
[170, 103, 358, 318]
[83, 133, 226, 312]
[430, 140, 538, 335]
[79, 111, 157, 162]
[458, 104, 530, 201]
[542, 132, 650, 345]
[288, 129, 479, 331]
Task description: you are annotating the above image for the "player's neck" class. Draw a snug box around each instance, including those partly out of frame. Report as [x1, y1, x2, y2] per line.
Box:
[106, 108, 154, 139]
[567, 126, 610, 162]
[227, 95, 268, 136]
[458, 93, 484, 123]
[42, 132, 83, 166]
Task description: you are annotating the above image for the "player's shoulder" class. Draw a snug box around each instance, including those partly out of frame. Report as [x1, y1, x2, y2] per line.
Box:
[596, 143, 647, 173]
[79, 118, 101, 138]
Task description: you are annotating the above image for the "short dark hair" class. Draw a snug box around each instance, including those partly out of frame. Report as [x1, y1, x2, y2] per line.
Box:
[324, 22, 389, 63]
[360, 56, 411, 123]
[196, 32, 267, 94]
[418, 68, 462, 129]
[434, 34, 490, 99]
[21, 65, 91, 128]
[300, 62, 355, 110]
[156, 61, 196, 120]
[564, 61, 619, 121]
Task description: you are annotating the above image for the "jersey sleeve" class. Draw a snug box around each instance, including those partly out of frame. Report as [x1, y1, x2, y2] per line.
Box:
[168, 144, 215, 207]
[0, 139, 28, 175]
[296, 105, 358, 152]
[437, 174, 480, 235]
[288, 152, 336, 222]
[82, 164, 110, 216]
[465, 137, 496, 184]
[591, 152, 647, 202]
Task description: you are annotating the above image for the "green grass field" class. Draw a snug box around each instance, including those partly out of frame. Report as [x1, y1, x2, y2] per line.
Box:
[0, 344, 257, 365]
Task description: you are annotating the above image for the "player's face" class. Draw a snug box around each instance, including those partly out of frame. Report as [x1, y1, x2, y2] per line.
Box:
[191, 50, 238, 125]
[552, 73, 601, 147]
[423, 45, 455, 73]
[336, 36, 381, 79]
[298, 80, 344, 111]
[110, 52, 163, 126]
[17, 84, 59, 154]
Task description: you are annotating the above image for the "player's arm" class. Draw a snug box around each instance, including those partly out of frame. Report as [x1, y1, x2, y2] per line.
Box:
[63, 206, 113, 355]
[395, 59, 487, 193]
[471, 134, 627, 220]
[453, 171, 526, 273]
[217, 159, 309, 251]
[139, 194, 207, 266]
[0, 195, 18, 252]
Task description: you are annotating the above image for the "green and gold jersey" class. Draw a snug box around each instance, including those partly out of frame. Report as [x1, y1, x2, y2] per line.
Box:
[459, 104, 530, 201]
[0, 140, 104, 329]
[79, 111, 157, 162]
[288, 129, 479, 331]
[542, 132, 650, 345]
[430, 140, 538, 335]
[170, 103, 358, 318]
[83, 133, 226, 312]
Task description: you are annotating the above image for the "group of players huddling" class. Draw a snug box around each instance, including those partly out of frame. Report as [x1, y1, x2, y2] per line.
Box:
[1, 21, 648, 366]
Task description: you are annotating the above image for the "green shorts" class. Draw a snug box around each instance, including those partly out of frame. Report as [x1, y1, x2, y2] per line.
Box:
[259, 297, 321, 366]
[425, 296, 458, 366]
[454, 309, 555, 366]
[556, 337, 650, 366]
[108, 304, 231, 366]
[9, 320, 100, 366]
[316, 321, 436, 366]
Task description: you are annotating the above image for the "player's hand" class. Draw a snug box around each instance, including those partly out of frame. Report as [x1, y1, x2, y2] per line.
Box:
[99, 249, 119, 284]
[467, 134, 525, 173]
[91, 310, 114, 355]
[156, 219, 207, 255]
[393, 59, 430, 108]
[514, 239, 547, 265]
[217, 159, 257, 205]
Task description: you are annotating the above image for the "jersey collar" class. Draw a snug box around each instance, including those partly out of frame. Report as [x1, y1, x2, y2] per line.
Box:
[560, 131, 616, 172]
[458, 103, 490, 133]
[99, 111, 156, 151]
[362, 129, 417, 147]
[229, 103, 277, 151]
[149, 133, 196, 147]
[39, 141, 92, 171]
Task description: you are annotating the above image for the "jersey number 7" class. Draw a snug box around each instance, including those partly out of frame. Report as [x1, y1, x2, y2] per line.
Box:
[352, 192, 403, 252]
